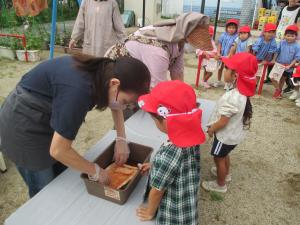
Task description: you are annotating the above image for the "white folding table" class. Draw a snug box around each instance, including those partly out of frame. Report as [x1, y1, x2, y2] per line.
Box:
[5, 99, 215, 225]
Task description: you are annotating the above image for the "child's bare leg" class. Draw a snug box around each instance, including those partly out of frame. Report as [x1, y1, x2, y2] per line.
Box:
[271, 78, 280, 90]
[256, 76, 260, 85]
[218, 64, 224, 81]
[204, 72, 213, 82]
[225, 155, 230, 176]
[279, 76, 286, 91]
[214, 156, 227, 186]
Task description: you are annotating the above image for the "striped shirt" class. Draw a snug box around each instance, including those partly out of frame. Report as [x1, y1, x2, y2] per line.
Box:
[276, 40, 300, 72]
[218, 32, 238, 56]
[252, 36, 278, 61]
[150, 142, 200, 225]
[235, 37, 254, 53]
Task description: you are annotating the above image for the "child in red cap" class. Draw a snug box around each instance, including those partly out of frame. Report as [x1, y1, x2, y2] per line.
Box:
[270, 25, 300, 98]
[252, 23, 278, 84]
[136, 80, 206, 225]
[290, 65, 300, 107]
[229, 25, 253, 55]
[202, 53, 257, 193]
[213, 19, 239, 89]
[196, 25, 218, 89]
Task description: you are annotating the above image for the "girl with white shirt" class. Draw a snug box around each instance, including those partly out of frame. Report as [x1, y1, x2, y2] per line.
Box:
[202, 53, 258, 193]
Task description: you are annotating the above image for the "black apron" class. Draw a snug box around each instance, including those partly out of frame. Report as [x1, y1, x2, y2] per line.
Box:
[0, 85, 56, 171]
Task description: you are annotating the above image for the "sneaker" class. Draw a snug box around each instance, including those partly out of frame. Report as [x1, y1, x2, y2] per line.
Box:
[201, 180, 227, 193]
[212, 81, 222, 88]
[273, 89, 282, 99]
[203, 81, 211, 89]
[210, 167, 232, 182]
[283, 87, 293, 94]
[289, 91, 299, 100]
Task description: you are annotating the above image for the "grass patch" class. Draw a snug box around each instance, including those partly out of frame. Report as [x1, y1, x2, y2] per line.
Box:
[210, 191, 224, 201]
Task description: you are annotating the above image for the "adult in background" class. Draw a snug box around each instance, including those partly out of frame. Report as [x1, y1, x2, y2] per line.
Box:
[69, 0, 126, 57]
[105, 12, 213, 89]
[0, 56, 150, 197]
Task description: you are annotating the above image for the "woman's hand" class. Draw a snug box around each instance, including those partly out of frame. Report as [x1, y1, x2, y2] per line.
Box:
[138, 163, 151, 175]
[69, 39, 76, 49]
[136, 206, 155, 221]
[98, 167, 110, 185]
[114, 139, 130, 166]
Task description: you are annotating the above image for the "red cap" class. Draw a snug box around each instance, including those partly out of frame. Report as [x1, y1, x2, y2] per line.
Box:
[285, 24, 299, 32]
[138, 80, 206, 147]
[226, 19, 239, 26]
[209, 25, 215, 36]
[264, 23, 277, 32]
[239, 25, 251, 33]
[293, 66, 300, 78]
[222, 53, 258, 97]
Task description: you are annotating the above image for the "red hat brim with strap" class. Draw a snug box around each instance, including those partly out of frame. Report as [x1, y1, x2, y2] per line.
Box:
[138, 81, 206, 147]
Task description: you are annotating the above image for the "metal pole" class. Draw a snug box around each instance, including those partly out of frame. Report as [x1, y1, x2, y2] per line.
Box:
[49, 0, 58, 59]
[201, 0, 206, 14]
[213, 0, 221, 40]
[142, 0, 146, 27]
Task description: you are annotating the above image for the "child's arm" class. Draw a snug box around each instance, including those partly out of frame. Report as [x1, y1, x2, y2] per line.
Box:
[228, 44, 237, 57]
[216, 43, 222, 59]
[136, 187, 165, 221]
[207, 116, 230, 137]
[271, 53, 278, 64]
[138, 163, 151, 175]
[286, 59, 297, 70]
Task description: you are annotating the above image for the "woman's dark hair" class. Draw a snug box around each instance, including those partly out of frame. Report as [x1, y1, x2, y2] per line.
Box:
[73, 55, 151, 110]
[243, 97, 253, 129]
[285, 30, 298, 36]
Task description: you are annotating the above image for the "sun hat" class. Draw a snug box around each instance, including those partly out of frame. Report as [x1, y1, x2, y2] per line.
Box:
[226, 19, 239, 26]
[138, 80, 206, 147]
[285, 24, 299, 33]
[264, 23, 277, 32]
[239, 25, 251, 33]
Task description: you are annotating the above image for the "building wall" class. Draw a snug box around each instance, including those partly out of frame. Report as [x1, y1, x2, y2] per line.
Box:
[124, 0, 162, 26]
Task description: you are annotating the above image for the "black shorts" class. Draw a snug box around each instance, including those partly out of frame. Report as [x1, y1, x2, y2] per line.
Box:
[211, 136, 237, 158]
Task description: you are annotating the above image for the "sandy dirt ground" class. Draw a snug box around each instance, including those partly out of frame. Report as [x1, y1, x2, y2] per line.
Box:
[0, 52, 299, 225]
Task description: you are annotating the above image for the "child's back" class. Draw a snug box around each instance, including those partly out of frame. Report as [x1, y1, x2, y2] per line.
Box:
[151, 142, 200, 225]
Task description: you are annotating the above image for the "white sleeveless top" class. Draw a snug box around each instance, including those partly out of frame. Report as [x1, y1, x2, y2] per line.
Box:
[276, 6, 300, 40]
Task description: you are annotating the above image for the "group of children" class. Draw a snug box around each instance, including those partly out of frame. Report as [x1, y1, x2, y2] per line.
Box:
[135, 51, 258, 224]
[199, 18, 300, 107]
[131, 19, 300, 225]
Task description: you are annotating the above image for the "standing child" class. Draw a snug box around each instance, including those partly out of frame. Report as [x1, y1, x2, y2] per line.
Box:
[196, 26, 218, 89]
[136, 80, 206, 224]
[213, 19, 239, 88]
[270, 25, 300, 99]
[201, 53, 257, 193]
[252, 23, 278, 84]
[229, 25, 253, 55]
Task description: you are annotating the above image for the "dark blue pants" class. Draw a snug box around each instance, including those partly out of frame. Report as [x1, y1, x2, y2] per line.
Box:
[17, 162, 67, 198]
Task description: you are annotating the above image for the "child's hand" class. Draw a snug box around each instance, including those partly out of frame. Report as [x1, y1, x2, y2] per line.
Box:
[138, 163, 151, 175]
[207, 127, 214, 138]
[285, 65, 292, 70]
[136, 206, 155, 221]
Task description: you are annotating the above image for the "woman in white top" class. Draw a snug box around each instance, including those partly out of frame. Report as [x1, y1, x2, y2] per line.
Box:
[276, 0, 300, 40]
[201, 53, 258, 193]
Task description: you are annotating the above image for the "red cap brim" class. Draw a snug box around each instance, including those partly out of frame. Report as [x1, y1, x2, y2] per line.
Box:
[138, 94, 157, 114]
